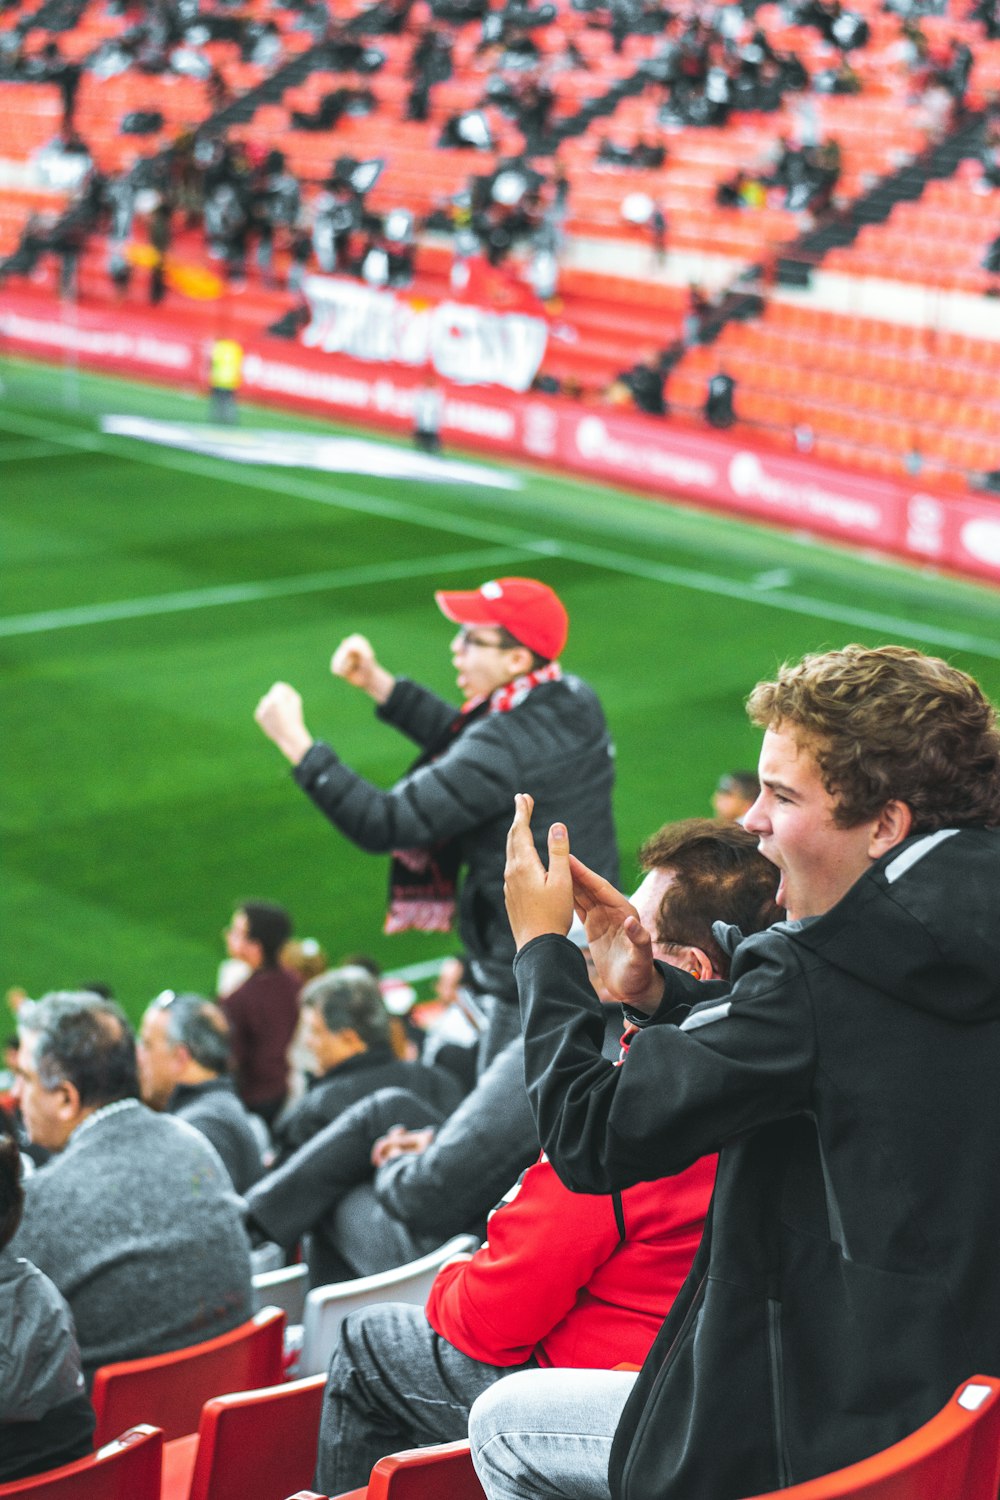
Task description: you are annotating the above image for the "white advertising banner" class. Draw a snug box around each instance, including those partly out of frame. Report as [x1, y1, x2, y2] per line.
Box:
[300, 275, 548, 393]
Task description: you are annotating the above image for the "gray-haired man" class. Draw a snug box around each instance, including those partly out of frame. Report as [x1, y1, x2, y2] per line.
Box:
[138, 991, 264, 1194]
[12, 991, 253, 1380]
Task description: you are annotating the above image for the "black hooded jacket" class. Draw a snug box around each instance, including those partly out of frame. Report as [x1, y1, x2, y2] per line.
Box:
[514, 827, 1000, 1499]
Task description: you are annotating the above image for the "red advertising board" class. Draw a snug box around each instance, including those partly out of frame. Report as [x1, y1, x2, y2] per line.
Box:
[3, 289, 1000, 587]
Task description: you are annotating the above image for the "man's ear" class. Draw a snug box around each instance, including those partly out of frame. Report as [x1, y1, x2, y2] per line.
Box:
[337, 1027, 367, 1057]
[507, 646, 535, 678]
[669, 944, 716, 981]
[55, 1078, 84, 1128]
[868, 799, 913, 861]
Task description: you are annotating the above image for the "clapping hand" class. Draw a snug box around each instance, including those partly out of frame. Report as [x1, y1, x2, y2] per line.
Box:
[504, 794, 664, 1014]
[503, 793, 575, 947]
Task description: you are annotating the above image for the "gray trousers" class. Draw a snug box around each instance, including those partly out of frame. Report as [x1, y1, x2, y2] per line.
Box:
[244, 1088, 449, 1282]
[315, 1301, 535, 1493]
[477, 995, 523, 1075]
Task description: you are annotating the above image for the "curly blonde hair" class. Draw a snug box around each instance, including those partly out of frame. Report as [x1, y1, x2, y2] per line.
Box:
[747, 645, 1000, 832]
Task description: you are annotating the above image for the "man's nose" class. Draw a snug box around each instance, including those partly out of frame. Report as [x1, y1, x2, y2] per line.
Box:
[742, 796, 767, 832]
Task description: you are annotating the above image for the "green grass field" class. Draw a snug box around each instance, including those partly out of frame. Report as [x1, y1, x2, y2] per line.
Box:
[3, 355, 1000, 1030]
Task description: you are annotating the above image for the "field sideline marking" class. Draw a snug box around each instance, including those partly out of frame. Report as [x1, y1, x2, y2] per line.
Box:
[0, 547, 540, 638]
[0, 439, 81, 463]
[2, 408, 1000, 660]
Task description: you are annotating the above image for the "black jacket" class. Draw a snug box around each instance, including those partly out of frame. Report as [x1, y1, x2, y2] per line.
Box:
[374, 1037, 538, 1242]
[243, 1036, 539, 1254]
[294, 674, 618, 1001]
[168, 1078, 264, 1195]
[514, 827, 1000, 1499]
[273, 1046, 464, 1163]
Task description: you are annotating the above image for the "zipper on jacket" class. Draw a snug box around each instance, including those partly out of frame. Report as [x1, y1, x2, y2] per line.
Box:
[767, 1296, 791, 1489]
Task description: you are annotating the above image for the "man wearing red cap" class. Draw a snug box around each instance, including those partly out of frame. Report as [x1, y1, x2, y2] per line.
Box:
[255, 577, 618, 1070]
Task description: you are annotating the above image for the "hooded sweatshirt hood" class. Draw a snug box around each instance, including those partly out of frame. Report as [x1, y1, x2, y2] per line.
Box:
[784, 826, 1000, 1023]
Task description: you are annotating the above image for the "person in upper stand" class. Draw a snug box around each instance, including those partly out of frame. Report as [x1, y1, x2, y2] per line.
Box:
[254, 578, 618, 1073]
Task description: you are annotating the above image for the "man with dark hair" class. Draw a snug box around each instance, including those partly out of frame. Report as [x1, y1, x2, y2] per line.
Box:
[219, 901, 302, 1125]
[471, 644, 1000, 1500]
[254, 577, 618, 1072]
[312, 819, 779, 1494]
[137, 992, 264, 1193]
[0, 1136, 95, 1482]
[636, 816, 780, 976]
[11, 992, 253, 1379]
[272, 966, 463, 1162]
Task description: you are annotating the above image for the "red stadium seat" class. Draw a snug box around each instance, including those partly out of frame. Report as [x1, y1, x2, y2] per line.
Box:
[317, 1379, 1000, 1500]
[0, 1425, 162, 1499]
[327, 1440, 486, 1500]
[161, 1373, 326, 1500]
[743, 1377, 1000, 1499]
[90, 1307, 286, 1445]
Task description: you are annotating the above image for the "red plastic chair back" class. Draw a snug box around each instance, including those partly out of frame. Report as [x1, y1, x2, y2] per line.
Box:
[169, 1373, 326, 1500]
[318, 1439, 484, 1500]
[366, 1440, 485, 1500]
[0, 1425, 163, 1499]
[90, 1307, 286, 1445]
[744, 1376, 1000, 1499]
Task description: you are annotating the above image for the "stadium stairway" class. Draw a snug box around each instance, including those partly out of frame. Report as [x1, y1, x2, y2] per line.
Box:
[774, 107, 990, 288]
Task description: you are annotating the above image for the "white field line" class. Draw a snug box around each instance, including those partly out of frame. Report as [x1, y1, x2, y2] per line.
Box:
[2, 408, 999, 659]
[0, 547, 538, 637]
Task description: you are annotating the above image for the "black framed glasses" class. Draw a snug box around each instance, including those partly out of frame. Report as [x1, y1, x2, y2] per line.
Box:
[457, 628, 508, 651]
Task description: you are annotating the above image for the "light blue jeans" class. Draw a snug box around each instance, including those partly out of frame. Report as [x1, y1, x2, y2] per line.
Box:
[468, 1368, 637, 1500]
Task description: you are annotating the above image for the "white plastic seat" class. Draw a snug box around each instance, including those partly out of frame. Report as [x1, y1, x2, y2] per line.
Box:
[297, 1235, 479, 1376]
[252, 1261, 310, 1324]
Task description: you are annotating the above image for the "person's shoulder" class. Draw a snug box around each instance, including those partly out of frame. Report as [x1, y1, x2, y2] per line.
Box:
[0, 1245, 41, 1290]
[1, 1249, 68, 1313]
[472, 676, 607, 738]
[724, 920, 812, 990]
[140, 1105, 234, 1167]
[528, 673, 608, 722]
[176, 1083, 240, 1123]
[231, 964, 301, 1001]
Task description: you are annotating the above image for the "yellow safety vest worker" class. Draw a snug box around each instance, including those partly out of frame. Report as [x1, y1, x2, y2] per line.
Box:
[210, 339, 243, 391]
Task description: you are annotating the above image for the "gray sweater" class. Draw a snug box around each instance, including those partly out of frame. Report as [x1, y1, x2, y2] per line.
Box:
[11, 1099, 253, 1378]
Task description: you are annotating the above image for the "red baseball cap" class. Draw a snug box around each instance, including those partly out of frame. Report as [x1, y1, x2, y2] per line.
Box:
[435, 577, 569, 660]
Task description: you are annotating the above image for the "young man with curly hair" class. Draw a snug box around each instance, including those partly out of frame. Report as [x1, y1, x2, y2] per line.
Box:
[478, 644, 1000, 1500]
